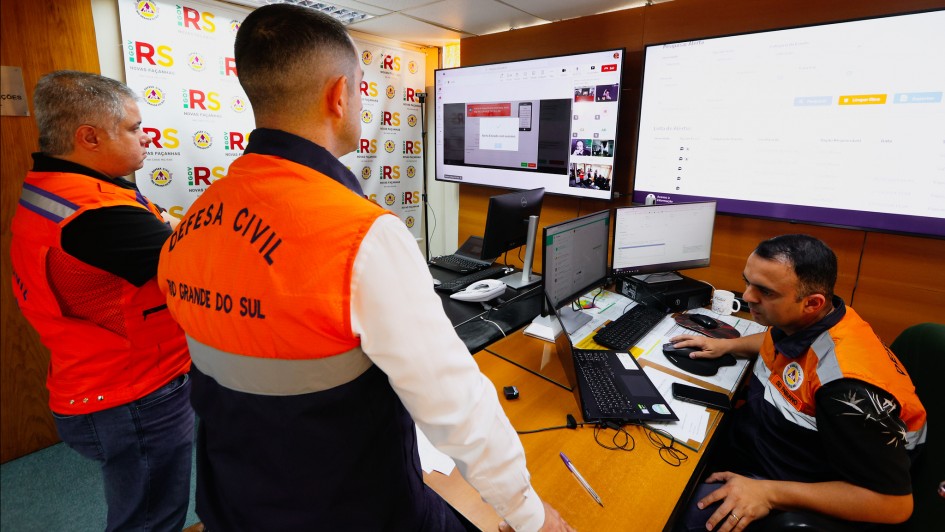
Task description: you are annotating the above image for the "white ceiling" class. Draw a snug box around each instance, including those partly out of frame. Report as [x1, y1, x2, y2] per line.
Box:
[231, 0, 670, 48]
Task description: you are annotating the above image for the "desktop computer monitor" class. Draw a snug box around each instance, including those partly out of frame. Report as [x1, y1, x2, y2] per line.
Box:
[481, 188, 545, 288]
[542, 209, 611, 334]
[612, 201, 717, 283]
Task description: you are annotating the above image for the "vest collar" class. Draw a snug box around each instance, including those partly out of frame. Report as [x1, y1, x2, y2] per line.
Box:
[771, 296, 846, 358]
[31, 153, 139, 191]
[243, 128, 364, 196]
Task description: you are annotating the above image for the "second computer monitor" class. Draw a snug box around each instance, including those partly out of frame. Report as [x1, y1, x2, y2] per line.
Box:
[612, 201, 717, 283]
[480, 187, 545, 261]
[542, 210, 611, 333]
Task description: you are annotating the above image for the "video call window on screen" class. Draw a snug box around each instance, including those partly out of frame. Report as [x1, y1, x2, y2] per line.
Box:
[435, 49, 625, 200]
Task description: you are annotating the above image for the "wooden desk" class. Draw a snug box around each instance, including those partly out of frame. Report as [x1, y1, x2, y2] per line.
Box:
[425, 334, 725, 531]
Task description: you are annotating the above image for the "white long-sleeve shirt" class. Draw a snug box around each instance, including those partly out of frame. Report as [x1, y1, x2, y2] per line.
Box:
[350, 213, 546, 532]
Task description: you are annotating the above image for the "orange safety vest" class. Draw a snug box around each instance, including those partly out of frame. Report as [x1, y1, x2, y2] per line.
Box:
[758, 307, 926, 445]
[11, 171, 190, 415]
[159, 153, 387, 360]
[161, 152, 425, 531]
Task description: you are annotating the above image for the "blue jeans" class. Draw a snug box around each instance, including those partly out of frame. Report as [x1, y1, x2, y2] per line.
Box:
[53, 373, 194, 532]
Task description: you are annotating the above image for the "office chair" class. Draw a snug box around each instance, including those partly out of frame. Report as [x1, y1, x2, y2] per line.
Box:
[887, 322, 945, 532]
[757, 322, 945, 532]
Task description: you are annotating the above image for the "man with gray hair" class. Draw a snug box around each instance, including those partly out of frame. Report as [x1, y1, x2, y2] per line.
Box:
[159, 4, 571, 531]
[10, 71, 193, 531]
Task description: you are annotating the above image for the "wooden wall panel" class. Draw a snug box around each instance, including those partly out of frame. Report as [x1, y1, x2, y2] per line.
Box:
[854, 234, 945, 342]
[1, 0, 101, 462]
[457, 0, 945, 345]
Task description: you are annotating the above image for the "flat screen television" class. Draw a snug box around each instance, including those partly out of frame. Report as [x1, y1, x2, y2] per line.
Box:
[612, 202, 716, 283]
[542, 209, 611, 333]
[632, 10, 945, 238]
[435, 49, 625, 200]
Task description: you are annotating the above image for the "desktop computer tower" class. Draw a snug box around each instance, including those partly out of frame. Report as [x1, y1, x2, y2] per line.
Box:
[617, 274, 712, 313]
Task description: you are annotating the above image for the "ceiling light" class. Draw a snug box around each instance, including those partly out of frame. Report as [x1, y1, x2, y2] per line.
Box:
[252, 1, 373, 25]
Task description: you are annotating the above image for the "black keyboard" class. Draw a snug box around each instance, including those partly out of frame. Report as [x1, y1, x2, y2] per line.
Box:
[434, 266, 509, 294]
[573, 350, 634, 416]
[593, 304, 667, 350]
[428, 254, 492, 273]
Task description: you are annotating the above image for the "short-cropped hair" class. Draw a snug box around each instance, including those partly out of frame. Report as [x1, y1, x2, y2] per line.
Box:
[235, 4, 357, 116]
[754, 234, 837, 300]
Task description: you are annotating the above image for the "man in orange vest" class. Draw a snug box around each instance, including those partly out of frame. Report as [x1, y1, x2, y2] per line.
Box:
[158, 4, 571, 531]
[10, 71, 194, 531]
[671, 234, 926, 531]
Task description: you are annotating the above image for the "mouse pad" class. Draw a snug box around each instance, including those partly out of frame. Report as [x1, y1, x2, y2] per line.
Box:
[674, 314, 741, 339]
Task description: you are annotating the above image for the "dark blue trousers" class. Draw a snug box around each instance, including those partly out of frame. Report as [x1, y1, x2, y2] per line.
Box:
[53, 373, 194, 532]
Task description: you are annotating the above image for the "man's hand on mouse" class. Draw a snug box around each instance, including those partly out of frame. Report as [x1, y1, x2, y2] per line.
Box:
[668, 334, 731, 359]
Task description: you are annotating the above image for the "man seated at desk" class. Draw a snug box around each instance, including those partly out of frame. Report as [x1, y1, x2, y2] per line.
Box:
[671, 234, 926, 531]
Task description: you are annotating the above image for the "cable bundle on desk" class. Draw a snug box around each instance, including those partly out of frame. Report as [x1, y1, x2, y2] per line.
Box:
[638, 421, 689, 467]
[515, 415, 688, 467]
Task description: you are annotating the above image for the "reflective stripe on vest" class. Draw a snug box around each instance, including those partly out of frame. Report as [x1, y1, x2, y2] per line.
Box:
[754, 358, 818, 430]
[187, 335, 373, 395]
[811, 333, 843, 384]
[19, 182, 79, 222]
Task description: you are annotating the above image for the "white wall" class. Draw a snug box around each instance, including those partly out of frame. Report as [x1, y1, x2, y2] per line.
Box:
[88, 0, 459, 257]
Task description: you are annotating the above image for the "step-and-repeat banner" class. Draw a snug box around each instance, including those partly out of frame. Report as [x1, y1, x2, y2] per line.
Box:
[118, 0, 426, 239]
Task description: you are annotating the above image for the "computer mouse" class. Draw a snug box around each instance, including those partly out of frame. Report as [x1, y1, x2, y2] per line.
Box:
[690, 314, 720, 329]
[662, 343, 737, 376]
[662, 342, 699, 358]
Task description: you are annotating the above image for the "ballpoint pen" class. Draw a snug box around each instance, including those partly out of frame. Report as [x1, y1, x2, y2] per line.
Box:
[559, 452, 603, 506]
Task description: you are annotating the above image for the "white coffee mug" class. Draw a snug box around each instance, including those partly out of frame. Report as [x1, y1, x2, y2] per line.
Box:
[712, 289, 741, 315]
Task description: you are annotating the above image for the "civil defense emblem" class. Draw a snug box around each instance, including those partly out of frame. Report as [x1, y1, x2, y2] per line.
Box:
[231, 96, 247, 113]
[193, 131, 212, 149]
[407, 114, 418, 127]
[384, 140, 396, 153]
[406, 165, 416, 178]
[405, 216, 415, 228]
[361, 167, 371, 180]
[408, 60, 418, 74]
[188, 53, 206, 72]
[783, 362, 804, 391]
[361, 110, 373, 123]
[361, 50, 373, 65]
[150, 168, 172, 186]
[136, 1, 159, 20]
[384, 193, 396, 206]
[142, 86, 165, 106]
[386, 85, 396, 99]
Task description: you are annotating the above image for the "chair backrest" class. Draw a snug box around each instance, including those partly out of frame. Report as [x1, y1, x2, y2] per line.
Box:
[889, 322, 945, 532]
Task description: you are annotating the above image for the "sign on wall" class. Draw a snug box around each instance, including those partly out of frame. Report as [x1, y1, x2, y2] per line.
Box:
[339, 45, 427, 238]
[118, 0, 425, 239]
[1, 66, 30, 116]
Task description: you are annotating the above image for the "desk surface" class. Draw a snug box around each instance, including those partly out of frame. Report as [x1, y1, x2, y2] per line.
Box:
[430, 264, 543, 354]
[425, 331, 725, 531]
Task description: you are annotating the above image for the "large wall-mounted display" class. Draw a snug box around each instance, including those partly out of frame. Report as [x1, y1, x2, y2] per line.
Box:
[632, 9, 945, 238]
[435, 49, 624, 200]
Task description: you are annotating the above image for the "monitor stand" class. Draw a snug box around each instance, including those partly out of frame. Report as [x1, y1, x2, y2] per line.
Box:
[500, 214, 542, 289]
[556, 306, 593, 335]
[632, 271, 683, 284]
